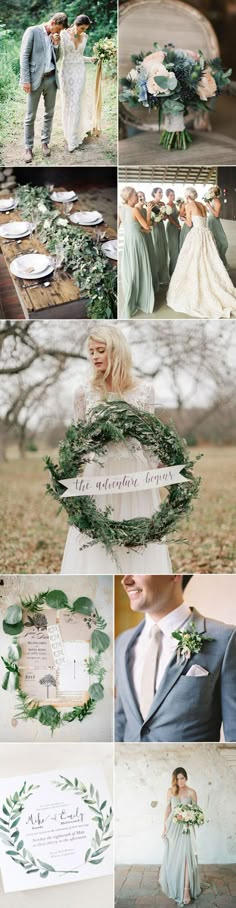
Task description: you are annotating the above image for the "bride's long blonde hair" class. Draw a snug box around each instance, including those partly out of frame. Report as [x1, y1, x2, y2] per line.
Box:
[87, 326, 135, 397]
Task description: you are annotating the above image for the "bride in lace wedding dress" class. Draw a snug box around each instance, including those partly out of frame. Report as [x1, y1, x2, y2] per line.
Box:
[167, 187, 236, 319]
[60, 15, 96, 152]
[61, 326, 172, 574]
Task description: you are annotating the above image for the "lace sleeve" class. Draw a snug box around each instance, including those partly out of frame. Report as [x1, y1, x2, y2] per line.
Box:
[73, 386, 86, 422]
[83, 34, 93, 62]
[132, 380, 156, 414]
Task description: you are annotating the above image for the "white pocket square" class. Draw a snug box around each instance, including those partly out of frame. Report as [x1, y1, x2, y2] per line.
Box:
[186, 665, 209, 677]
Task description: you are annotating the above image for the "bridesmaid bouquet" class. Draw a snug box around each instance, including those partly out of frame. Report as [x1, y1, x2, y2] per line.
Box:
[203, 188, 217, 202]
[120, 43, 232, 150]
[143, 203, 172, 223]
[173, 803, 205, 834]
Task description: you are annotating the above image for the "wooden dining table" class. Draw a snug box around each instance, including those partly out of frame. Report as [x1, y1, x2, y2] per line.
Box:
[0, 192, 117, 319]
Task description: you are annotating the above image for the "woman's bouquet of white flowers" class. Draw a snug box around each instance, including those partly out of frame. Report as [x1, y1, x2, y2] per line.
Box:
[147, 203, 172, 223]
[172, 802, 205, 834]
[203, 188, 216, 202]
[120, 42, 232, 150]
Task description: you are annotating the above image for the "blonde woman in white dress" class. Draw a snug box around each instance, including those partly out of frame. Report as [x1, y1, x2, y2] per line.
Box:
[60, 14, 96, 152]
[61, 326, 172, 574]
[167, 186, 236, 319]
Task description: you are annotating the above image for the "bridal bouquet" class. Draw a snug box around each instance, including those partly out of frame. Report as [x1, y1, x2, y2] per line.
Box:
[173, 803, 205, 834]
[93, 37, 116, 66]
[120, 43, 232, 150]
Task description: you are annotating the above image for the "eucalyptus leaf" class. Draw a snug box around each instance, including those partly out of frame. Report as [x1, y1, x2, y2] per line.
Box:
[8, 643, 22, 662]
[4, 605, 22, 626]
[38, 860, 55, 871]
[44, 590, 68, 610]
[72, 597, 94, 615]
[91, 629, 110, 653]
[89, 682, 104, 702]
[3, 620, 24, 637]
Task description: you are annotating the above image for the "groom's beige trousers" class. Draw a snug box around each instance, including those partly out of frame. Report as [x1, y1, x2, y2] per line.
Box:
[24, 73, 57, 149]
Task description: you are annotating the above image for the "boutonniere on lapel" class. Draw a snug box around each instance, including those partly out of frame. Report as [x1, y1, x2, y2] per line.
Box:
[172, 621, 214, 664]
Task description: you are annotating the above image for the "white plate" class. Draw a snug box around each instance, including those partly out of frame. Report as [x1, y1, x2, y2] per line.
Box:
[13, 253, 52, 276]
[101, 239, 117, 260]
[0, 200, 17, 212]
[0, 221, 33, 239]
[50, 191, 77, 202]
[70, 212, 103, 226]
[72, 210, 103, 224]
[10, 261, 54, 280]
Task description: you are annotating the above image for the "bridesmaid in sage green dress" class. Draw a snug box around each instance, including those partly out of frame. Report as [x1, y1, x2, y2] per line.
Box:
[151, 186, 169, 285]
[159, 767, 201, 907]
[165, 189, 181, 275]
[136, 191, 159, 297]
[205, 186, 228, 267]
[119, 186, 155, 318]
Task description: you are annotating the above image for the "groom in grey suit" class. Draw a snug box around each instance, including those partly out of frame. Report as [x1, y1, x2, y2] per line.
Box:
[20, 12, 68, 163]
[115, 574, 236, 742]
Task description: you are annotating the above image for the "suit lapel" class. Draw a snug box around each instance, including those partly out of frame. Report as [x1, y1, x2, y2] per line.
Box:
[143, 608, 206, 723]
[123, 621, 145, 720]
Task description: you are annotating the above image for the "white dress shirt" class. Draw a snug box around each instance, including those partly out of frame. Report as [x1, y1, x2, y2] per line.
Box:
[41, 26, 55, 73]
[131, 602, 191, 705]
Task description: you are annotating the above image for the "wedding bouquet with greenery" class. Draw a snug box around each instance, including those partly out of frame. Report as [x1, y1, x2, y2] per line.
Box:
[120, 43, 232, 150]
[172, 802, 205, 834]
[93, 36, 116, 66]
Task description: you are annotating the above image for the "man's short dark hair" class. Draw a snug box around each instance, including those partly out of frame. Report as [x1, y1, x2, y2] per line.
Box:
[182, 575, 193, 591]
[51, 12, 68, 27]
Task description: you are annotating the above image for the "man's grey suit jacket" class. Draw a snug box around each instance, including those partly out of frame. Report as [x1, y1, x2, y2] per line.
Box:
[115, 608, 236, 742]
[20, 26, 60, 91]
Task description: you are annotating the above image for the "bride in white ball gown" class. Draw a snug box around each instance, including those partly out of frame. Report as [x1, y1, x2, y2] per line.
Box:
[61, 325, 172, 575]
[60, 14, 96, 152]
[167, 186, 236, 319]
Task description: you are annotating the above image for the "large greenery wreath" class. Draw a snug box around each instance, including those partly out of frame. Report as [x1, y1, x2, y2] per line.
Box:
[1, 590, 110, 733]
[46, 399, 201, 556]
[16, 184, 117, 320]
[0, 776, 112, 879]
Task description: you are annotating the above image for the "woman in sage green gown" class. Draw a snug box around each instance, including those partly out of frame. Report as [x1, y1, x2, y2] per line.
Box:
[136, 197, 159, 297]
[119, 186, 155, 318]
[166, 189, 181, 275]
[205, 187, 228, 267]
[151, 186, 169, 284]
[159, 767, 201, 906]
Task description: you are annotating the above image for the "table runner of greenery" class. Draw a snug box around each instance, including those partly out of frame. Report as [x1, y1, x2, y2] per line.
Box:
[14, 184, 117, 318]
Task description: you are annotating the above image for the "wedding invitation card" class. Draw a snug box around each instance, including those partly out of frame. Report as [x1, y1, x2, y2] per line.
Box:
[0, 764, 113, 892]
[19, 609, 92, 705]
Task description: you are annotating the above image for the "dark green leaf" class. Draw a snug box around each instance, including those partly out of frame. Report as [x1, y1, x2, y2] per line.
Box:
[89, 858, 104, 864]
[91, 630, 110, 653]
[100, 800, 107, 811]
[3, 620, 24, 637]
[40, 870, 49, 878]
[85, 848, 91, 862]
[89, 683, 104, 702]
[44, 590, 68, 610]
[38, 860, 55, 871]
[72, 597, 93, 615]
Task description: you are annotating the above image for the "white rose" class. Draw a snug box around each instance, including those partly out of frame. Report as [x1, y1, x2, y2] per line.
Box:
[128, 68, 138, 81]
[38, 202, 48, 213]
[57, 218, 68, 226]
